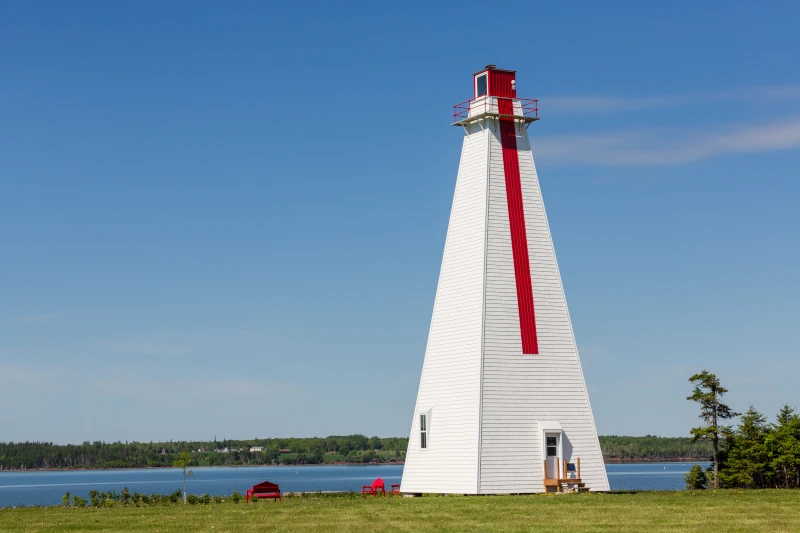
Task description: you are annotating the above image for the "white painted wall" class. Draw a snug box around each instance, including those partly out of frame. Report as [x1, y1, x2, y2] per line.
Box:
[400, 123, 489, 494]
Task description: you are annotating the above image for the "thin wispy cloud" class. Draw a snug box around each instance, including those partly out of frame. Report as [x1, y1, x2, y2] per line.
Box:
[14, 313, 60, 325]
[533, 116, 800, 166]
[92, 328, 273, 359]
[544, 86, 800, 114]
[545, 94, 676, 113]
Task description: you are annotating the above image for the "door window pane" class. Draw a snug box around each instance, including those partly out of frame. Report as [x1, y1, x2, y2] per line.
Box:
[546, 435, 557, 457]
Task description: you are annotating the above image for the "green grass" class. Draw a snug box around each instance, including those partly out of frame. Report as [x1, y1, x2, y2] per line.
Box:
[1, 491, 799, 532]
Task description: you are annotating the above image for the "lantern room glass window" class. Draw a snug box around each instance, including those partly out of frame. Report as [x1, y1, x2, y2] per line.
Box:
[419, 414, 427, 449]
[476, 74, 488, 98]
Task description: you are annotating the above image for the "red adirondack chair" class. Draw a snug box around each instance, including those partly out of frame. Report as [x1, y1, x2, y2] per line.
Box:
[246, 481, 281, 502]
[390, 483, 401, 495]
[362, 477, 386, 497]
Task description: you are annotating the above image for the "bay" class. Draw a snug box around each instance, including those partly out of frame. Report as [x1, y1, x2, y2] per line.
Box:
[0, 462, 711, 507]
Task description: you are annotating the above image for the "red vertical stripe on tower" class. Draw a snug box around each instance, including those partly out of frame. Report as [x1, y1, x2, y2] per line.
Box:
[497, 98, 539, 355]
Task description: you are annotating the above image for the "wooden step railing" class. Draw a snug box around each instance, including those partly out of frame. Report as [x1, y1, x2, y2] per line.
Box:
[543, 457, 582, 492]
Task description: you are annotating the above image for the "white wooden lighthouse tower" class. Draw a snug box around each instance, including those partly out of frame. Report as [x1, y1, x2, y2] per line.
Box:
[401, 66, 609, 494]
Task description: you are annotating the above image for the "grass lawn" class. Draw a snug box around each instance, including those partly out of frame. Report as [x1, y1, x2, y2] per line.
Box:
[1, 491, 799, 533]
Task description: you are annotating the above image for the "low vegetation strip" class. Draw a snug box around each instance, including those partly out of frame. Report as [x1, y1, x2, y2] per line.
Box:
[1, 491, 798, 533]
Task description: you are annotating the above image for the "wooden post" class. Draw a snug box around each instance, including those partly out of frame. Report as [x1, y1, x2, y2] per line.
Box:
[556, 458, 560, 492]
[563, 459, 567, 481]
[577, 457, 581, 480]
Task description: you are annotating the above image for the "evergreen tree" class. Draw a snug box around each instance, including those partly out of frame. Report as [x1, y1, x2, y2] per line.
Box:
[687, 370, 739, 489]
[722, 406, 770, 488]
[684, 464, 707, 490]
[767, 404, 800, 488]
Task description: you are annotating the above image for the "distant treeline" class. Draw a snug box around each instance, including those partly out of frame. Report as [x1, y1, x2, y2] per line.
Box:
[0, 435, 710, 470]
[0, 436, 408, 470]
[600, 435, 712, 460]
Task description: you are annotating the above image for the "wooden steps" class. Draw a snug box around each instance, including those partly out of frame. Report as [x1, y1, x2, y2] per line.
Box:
[559, 481, 589, 494]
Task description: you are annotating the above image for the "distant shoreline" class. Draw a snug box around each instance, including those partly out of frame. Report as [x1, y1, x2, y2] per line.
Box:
[604, 457, 709, 463]
[0, 458, 711, 473]
[0, 462, 405, 473]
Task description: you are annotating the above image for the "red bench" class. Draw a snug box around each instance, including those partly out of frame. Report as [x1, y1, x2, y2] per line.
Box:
[246, 481, 281, 503]
[362, 477, 386, 497]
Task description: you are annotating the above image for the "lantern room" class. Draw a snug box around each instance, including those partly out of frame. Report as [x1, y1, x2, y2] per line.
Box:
[453, 64, 538, 126]
[473, 64, 517, 99]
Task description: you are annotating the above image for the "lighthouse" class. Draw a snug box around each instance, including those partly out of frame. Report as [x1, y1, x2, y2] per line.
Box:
[400, 66, 609, 494]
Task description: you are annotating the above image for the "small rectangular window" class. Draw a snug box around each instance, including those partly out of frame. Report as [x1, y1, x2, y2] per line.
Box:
[546, 436, 557, 457]
[476, 74, 487, 97]
[420, 414, 427, 449]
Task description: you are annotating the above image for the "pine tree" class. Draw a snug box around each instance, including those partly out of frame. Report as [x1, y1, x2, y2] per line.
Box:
[687, 370, 739, 489]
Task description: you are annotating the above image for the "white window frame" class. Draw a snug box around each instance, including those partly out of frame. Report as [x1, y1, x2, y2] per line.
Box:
[475, 72, 488, 99]
[418, 409, 431, 450]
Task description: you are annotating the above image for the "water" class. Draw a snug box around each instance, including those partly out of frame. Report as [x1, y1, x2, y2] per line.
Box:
[0, 462, 710, 507]
[0, 465, 402, 508]
[605, 462, 711, 491]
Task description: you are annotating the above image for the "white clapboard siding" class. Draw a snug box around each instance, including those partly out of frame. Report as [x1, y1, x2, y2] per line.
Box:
[478, 123, 608, 493]
[400, 124, 489, 494]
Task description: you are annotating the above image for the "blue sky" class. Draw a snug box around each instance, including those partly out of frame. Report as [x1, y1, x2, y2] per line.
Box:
[1, 1, 798, 443]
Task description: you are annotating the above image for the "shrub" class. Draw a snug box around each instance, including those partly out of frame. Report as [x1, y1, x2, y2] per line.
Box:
[79, 487, 238, 507]
[62, 492, 71, 507]
[685, 464, 708, 490]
